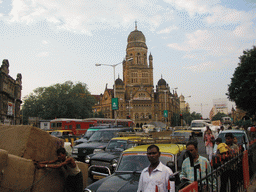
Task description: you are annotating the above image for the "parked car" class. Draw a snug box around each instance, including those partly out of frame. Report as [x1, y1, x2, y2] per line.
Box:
[84, 143, 187, 192]
[86, 136, 142, 180]
[74, 126, 110, 146]
[213, 129, 249, 154]
[72, 128, 134, 161]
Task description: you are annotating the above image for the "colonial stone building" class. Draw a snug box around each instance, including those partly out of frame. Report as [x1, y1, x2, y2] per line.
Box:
[0, 59, 22, 125]
[93, 26, 180, 127]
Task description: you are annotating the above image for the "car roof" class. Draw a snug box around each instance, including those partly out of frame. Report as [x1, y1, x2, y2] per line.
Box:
[221, 129, 246, 134]
[97, 127, 133, 131]
[124, 143, 186, 154]
[111, 136, 144, 141]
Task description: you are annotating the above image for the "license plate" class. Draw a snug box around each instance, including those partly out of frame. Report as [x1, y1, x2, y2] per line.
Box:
[93, 175, 105, 180]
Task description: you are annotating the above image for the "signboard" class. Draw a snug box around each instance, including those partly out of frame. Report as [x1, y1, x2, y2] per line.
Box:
[213, 98, 227, 109]
[111, 98, 119, 110]
[163, 110, 168, 118]
[7, 102, 14, 116]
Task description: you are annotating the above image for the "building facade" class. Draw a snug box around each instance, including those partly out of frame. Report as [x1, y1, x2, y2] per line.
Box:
[0, 59, 22, 125]
[179, 94, 190, 113]
[93, 26, 180, 127]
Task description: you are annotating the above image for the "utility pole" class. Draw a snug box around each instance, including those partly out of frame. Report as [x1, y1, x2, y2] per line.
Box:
[195, 103, 208, 118]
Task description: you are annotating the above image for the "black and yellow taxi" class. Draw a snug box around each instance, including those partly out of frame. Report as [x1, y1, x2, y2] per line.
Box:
[84, 138, 187, 192]
[85, 136, 147, 181]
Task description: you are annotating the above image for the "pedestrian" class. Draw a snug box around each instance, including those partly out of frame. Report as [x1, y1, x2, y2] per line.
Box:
[180, 141, 212, 186]
[215, 138, 230, 157]
[219, 126, 224, 134]
[36, 147, 83, 192]
[220, 133, 239, 192]
[137, 144, 175, 192]
[204, 129, 215, 161]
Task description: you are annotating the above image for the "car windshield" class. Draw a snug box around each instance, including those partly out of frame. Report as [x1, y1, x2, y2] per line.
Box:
[88, 131, 115, 142]
[106, 140, 128, 151]
[83, 130, 97, 139]
[173, 132, 191, 139]
[116, 153, 173, 172]
[51, 131, 62, 137]
[218, 132, 247, 144]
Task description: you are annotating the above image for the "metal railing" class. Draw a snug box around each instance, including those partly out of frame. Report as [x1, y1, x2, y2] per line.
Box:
[178, 142, 256, 192]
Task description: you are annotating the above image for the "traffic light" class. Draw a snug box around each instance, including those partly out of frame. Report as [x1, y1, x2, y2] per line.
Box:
[180, 114, 183, 119]
[126, 116, 130, 119]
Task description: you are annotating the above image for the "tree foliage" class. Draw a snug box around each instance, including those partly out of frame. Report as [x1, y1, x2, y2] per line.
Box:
[22, 81, 96, 124]
[211, 112, 227, 121]
[227, 46, 256, 116]
[171, 111, 202, 126]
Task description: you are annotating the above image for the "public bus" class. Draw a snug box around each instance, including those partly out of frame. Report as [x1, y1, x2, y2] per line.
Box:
[84, 118, 134, 127]
[50, 118, 95, 135]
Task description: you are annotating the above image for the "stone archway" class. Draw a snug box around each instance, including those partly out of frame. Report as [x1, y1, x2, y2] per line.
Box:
[140, 123, 143, 128]
[136, 123, 140, 128]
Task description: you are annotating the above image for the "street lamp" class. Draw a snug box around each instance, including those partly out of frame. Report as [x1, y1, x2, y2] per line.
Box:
[95, 58, 133, 125]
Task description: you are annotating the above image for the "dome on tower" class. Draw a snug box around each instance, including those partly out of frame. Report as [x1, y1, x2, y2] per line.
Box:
[157, 78, 167, 86]
[127, 29, 147, 49]
[115, 77, 124, 85]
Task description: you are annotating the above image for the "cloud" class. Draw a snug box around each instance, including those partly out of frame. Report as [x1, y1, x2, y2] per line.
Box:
[183, 61, 216, 73]
[42, 40, 48, 45]
[205, 5, 255, 25]
[156, 25, 178, 34]
[233, 22, 255, 38]
[163, 0, 213, 16]
[8, 0, 167, 34]
[37, 52, 49, 57]
[167, 29, 249, 57]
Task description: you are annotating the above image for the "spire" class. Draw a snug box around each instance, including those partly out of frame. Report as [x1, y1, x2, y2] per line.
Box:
[161, 74, 163, 79]
[135, 20, 137, 30]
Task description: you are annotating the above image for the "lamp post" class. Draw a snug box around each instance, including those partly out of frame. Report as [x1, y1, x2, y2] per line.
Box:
[95, 58, 133, 125]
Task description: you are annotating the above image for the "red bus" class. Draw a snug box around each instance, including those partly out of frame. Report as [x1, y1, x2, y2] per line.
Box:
[84, 118, 134, 127]
[50, 118, 95, 135]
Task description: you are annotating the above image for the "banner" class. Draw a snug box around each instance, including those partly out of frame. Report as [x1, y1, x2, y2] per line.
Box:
[111, 98, 118, 110]
[163, 110, 168, 118]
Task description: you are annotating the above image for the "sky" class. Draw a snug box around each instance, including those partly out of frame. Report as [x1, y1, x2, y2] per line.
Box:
[0, 0, 255, 118]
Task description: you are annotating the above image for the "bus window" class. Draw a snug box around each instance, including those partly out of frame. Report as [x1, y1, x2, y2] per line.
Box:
[57, 123, 62, 127]
[65, 125, 68, 130]
[69, 125, 72, 129]
[76, 124, 81, 129]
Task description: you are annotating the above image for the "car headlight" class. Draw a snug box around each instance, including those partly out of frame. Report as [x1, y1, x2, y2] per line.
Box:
[93, 148, 104, 154]
[111, 159, 118, 168]
[72, 148, 78, 153]
[85, 155, 90, 164]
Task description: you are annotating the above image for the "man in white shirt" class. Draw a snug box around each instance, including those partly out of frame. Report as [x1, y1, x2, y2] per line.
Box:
[137, 144, 175, 192]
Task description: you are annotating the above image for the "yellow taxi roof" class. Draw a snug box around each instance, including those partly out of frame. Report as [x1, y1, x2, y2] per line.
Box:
[174, 130, 192, 133]
[124, 143, 186, 155]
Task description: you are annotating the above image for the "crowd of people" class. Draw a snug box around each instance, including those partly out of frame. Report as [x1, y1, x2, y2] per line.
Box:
[35, 124, 255, 192]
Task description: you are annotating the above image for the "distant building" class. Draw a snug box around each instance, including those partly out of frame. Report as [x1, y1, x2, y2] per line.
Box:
[212, 98, 228, 115]
[93, 25, 180, 127]
[0, 59, 22, 125]
[179, 94, 190, 113]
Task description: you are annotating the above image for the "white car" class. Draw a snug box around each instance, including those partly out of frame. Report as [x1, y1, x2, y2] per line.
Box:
[213, 129, 249, 154]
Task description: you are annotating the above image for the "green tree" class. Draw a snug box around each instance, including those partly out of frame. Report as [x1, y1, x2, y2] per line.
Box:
[22, 81, 96, 124]
[211, 112, 227, 121]
[227, 46, 256, 117]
